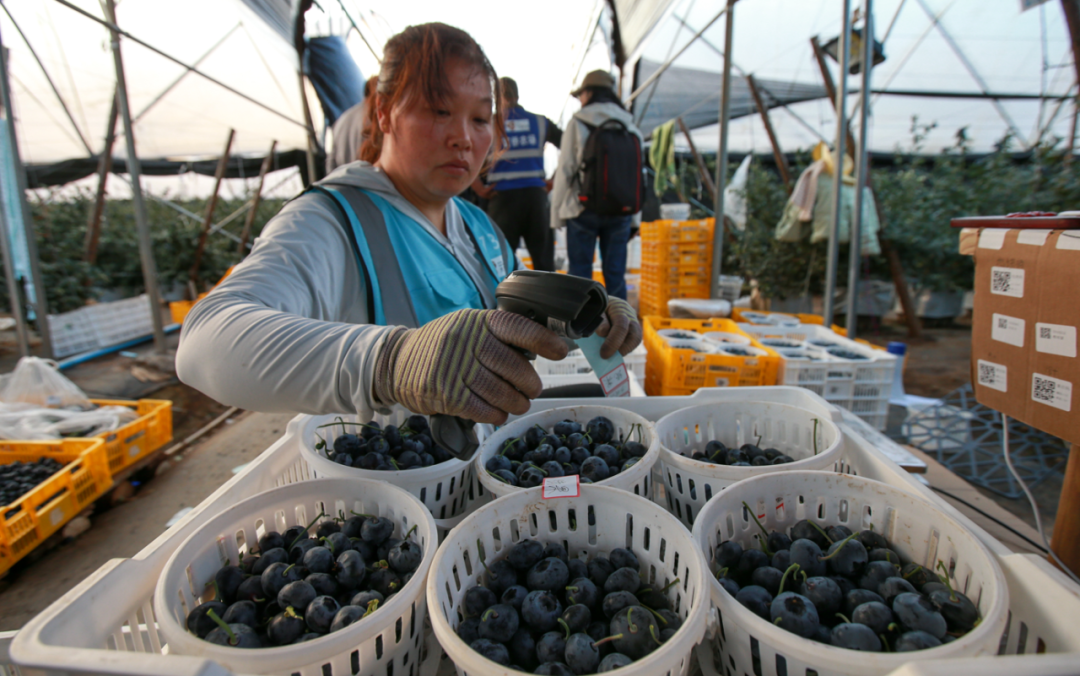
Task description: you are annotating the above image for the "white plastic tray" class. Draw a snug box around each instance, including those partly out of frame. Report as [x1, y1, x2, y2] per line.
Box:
[9, 387, 1080, 676]
[533, 342, 647, 388]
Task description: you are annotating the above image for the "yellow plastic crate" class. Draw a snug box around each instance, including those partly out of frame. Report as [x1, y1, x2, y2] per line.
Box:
[642, 241, 712, 266]
[731, 308, 825, 325]
[643, 316, 780, 391]
[0, 438, 110, 575]
[168, 266, 234, 324]
[91, 399, 174, 474]
[642, 264, 713, 286]
[640, 218, 715, 243]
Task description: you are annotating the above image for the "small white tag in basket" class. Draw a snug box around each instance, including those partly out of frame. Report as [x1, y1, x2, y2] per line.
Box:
[542, 475, 580, 499]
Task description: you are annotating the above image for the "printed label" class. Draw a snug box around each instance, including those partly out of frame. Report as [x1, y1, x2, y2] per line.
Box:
[506, 118, 532, 133]
[978, 229, 1007, 249]
[991, 314, 1025, 347]
[977, 359, 1008, 392]
[990, 266, 1025, 298]
[1056, 232, 1080, 250]
[542, 475, 580, 499]
[1017, 229, 1051, 246]
[1031, 373, 1072, 412]
[1035, 323, 1077, 358]
[491, 255, 506, 278]
[599, 363, 631, 397]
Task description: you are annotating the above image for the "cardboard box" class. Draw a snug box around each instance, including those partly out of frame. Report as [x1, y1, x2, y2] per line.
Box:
[964, 225, 1080, 444]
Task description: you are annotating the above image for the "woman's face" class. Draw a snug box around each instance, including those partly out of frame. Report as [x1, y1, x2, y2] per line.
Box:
[377, 58, 494, 204]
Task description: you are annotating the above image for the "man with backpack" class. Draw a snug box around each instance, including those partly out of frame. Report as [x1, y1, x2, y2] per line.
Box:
[550, 70, 644, 301]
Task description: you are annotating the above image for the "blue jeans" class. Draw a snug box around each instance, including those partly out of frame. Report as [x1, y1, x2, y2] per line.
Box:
[566, 211, 632, 300]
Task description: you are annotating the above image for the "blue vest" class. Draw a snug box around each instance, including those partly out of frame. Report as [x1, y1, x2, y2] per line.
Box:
[309, 184, 514, 328]
[487, 107, 547, 191]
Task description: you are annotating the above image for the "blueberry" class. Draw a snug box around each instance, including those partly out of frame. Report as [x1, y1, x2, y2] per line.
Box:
[893, 592, 947, 639]
[598, 653, 633, 672]
[929, 588, 979, 632]
[289, 538, 318, 563]
[509, 628, 537, 669]
[607, 605, 659, 660]
[585, 416, 615, 444]
[565, 577, 599, 609]
[501, 584, 530, 612]
[205, 623, 262, 648]
[470, 638, 510, 665]
[520, 467, 546, 488]
[826, 525, 853, 542]
[901, 563, 934, 588]
[522, 590, 563, 632]
[302, 546, 334, 575]
[536, 631, 567, 664]
[350, 589, 384, 608]
[535, 662, 574, 676]
[259, 532, 285, 554]
[561, 604, 592, 634]
[623, 441, 648, 458]
[878, 577, 917, 605]
[789, 539, 826, 578]
[456, 617, 480, 644]
[564, 632, 600, 675]
[335, 550, 367, 589]
[569, 446, 590, 464]
[261, 562, 303, 599]
[594, 445, 620, 468]
[214, 566, 245, 605]
[824, 537, 868, 577]
[790, 520, 830, 549]
[857, 529, 889, 550]
[718, 576, 740, 596]
[831, 622, 882, 651]
[554, 420, 581, 437]
[304, 595, 341, 633]
[267, 608, 306, 645]
[322, 532, 352, 555]
[750, 566, 783, 597]
[831, 575, 856, 598]
[528, 557, 571, 592]
[387, 540, 423, 574]
[533, 445, 555, 464]
[567, 558, 589, 582]
[588, 557, 615, 589]
[845, 588, 885, 616]
[735, 585, 772, 620]
[771, 549, 791, 572]
[554, 447, 572, 465]
[187, 601, 228, 638]
[368, 567, 401, 597]
[486, 455, 512, 473]
[235, 576, 265, 603]
[509, 539, 544, 570]
[921, 581, 949, 597]
[580, 457, 610, 482]
[868, 548, 901, 565]
[492, 469, 518, 486]
[770, 592, 820, 638]
[810, 623, 833, 644]
[894, 630, 942, 651]
[735, 548, 771, 584]
[542, 461, 565, 478]
[330, 605, 366, 632]
[601, 590, 639, 618]
[361, 516, 394, 544]
[860, 560, 901, 592]
[478, 603, 520, 643]
[799, 576, 841, 619]
[277, 580, 317, 612]
[852, 601, 894, 634]
[315, 521, 341, 539]
[603, 567, 641, 595]
[634, 584, 671, 612]
[486, 559, 519, 596]
[656, 609, 681, 631]
[767, 531, 792, 552]
[524, 426, 544, 450]
[252, 548, 287, 575]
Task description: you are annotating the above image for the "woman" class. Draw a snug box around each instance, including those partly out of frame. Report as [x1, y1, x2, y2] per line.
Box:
[550, 70, 644, 301]
[177, 24, 642, 426]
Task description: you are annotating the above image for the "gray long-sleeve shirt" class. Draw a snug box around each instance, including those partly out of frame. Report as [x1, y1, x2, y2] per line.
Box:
[176, 162, 513, 417]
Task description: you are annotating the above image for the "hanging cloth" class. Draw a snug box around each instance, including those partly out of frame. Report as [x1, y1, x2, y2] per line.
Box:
[649, 120, 677, 198]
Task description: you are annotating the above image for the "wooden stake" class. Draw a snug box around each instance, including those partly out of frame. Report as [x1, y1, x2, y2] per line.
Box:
[84, 89, 119, 265]
[810, 35, 923, 339]
[676, 117, 717, 203]
[238, 140, 276, 256]
[189, 128, 235, 288]
[746, 75, 793, 194]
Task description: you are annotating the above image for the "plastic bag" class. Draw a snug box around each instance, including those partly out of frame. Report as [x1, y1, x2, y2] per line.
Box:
[0, 356, 92, 409]
[667, 298, 732, 319]
[723, 155, 752, 231]
[0, 403, 138, 440]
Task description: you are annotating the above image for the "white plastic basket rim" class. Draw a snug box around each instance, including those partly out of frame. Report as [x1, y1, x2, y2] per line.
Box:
[701, 331, 752, 346]
[153, 477, 438, 671]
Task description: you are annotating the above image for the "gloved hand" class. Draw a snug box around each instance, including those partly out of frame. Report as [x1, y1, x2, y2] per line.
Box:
[374, 309, 569, 425]
[595, 297, 643, 359]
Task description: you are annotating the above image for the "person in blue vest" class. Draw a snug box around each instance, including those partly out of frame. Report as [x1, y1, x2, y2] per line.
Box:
[473, 77, 562, 272]
[176, 23, 642, 425]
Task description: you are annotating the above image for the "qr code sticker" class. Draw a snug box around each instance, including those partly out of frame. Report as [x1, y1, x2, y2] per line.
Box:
[991, 270, 1011, 294]
[1032, 376, 1056, 403]
[998, 317, 1009, 329]
[1040, 327, 1052, 339]
[979, 363, 997, 386]
[978, 360, 1007, 392]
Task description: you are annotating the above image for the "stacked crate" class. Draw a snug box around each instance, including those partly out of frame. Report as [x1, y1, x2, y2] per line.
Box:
[639, 219, 715, 317]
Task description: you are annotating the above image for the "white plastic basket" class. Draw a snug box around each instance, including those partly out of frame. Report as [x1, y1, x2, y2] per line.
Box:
[297, 408, 483, 521]
[691, 471, 1010, 676]
[653, 396, 843, 526]
[154, 477, 437, 676]
[532, 343, 647, 388]
[427, 484, 712, 676]
[701, 331, 751, 346]
[739, 324, 895, 430]
[475, 404, 660, 500]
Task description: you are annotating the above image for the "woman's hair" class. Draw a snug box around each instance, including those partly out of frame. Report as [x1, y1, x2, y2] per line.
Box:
[360, 23, 505, 164]
[354, 75, 379, 161]
[583, 86, 625, 109]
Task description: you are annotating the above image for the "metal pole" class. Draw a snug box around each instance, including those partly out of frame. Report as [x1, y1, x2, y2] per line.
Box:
[710, 0, 735, 299]
[0, 179, 28, 356]
[104, 0, 166, 353]
[847, 2, 874, 339]
[626, 5, 729, 104]
[0, 24, 53, 358]
[822, 0, 852, 329]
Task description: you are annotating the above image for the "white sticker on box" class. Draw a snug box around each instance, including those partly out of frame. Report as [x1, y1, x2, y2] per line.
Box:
[542, 475, 580, 499]
[1017, 229, 1051, 246]
[991, 314, 1025, 347]
[1031, 373, 1072, 412]
[990, 266, 1025, 298]
[977, 359, 1008, 392]
[978, 229, 1007, 249]
[1036, 323, 1077, 358]
[1056, 232, 1080, 250]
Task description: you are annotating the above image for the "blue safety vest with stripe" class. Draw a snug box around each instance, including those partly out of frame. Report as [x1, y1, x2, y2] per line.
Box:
[306, 183, 515, 329]
[487, 106, 547, 191]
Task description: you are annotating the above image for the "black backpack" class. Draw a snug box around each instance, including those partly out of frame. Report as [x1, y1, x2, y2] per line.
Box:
[577, 118, 643, 216]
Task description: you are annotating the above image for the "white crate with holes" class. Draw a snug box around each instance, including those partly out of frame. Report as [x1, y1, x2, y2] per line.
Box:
[9, 387, 1080, 676]
[740, 323, 896, 430]
[533, 342, 646, 388]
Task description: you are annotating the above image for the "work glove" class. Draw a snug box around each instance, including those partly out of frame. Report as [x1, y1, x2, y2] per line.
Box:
[374, 309, 569, 425]
[595, 297, 643, 359]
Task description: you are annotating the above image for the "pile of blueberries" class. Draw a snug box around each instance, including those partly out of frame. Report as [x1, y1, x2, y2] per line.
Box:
[318, 415, 455, 471]
[0, 457, 64, 506]
[484, 417, 649, 489]
[457, 539, 681, 674]
[715, 509, 980, 652]
[183, 512, 422, 648]
[688, 441, 796, 467]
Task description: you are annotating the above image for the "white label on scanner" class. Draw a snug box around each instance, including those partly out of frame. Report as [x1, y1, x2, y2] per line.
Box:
[991, 314, 1025, 347]
[599, 363, 631, 397]
[977, 360, 1008, 392]
[990, 267, 1025, 298]
[1031, 373, 1072, 412]
[542, 475, 580, 499]
[1036, 323, 1077, 358]
[1017, 229, 1051, 246]
[978, 230, 1007, 249]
